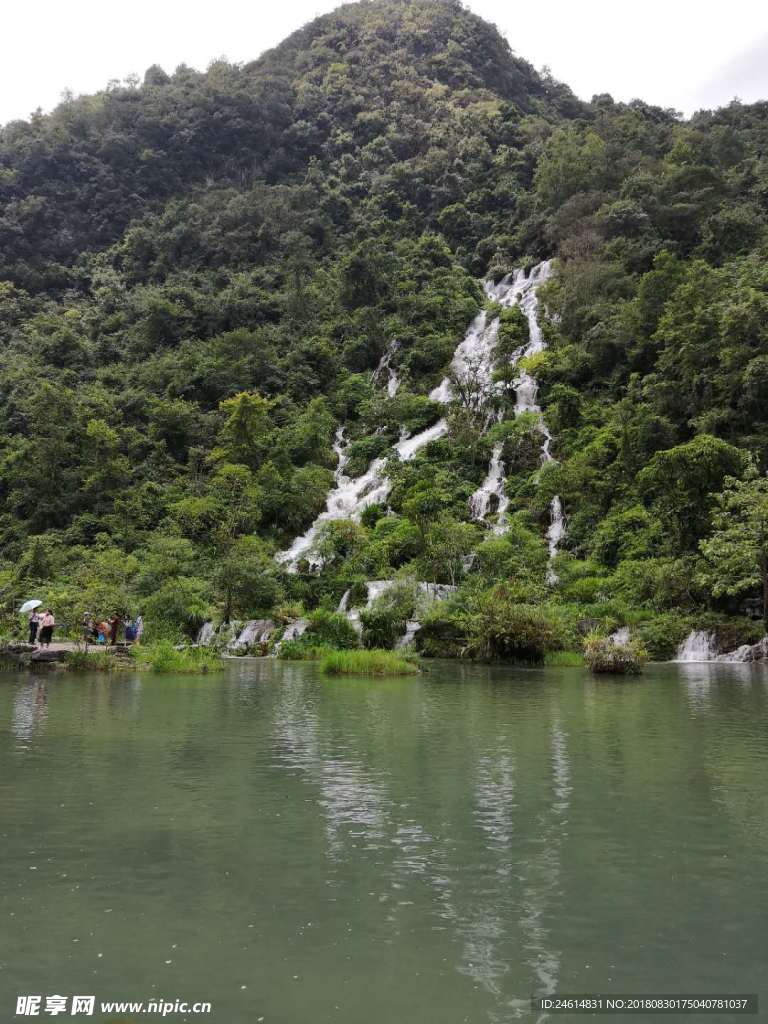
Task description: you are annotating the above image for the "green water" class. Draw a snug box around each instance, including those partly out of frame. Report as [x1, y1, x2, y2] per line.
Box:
[1, 661, 767, 1023]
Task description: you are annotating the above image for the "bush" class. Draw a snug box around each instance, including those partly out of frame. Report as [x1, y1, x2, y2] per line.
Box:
[360, 580, 419, 649]
[583, 634, 647, 675]
[65, 648, 125, 672]
[133, 641, 223, 674]
[465, 589, 574, 662]
[416, 606, 467, 658]
[277, 641, 333, 661]
[319, 649, 419, 676]
[306, 609, 359, 649]
[633, 613, 691, 661]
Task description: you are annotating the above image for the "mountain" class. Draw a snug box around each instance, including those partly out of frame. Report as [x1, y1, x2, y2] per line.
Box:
[1, 0, 767, 660]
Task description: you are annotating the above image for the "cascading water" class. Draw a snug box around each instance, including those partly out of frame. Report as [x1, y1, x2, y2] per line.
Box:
[277, 261, 559, 572]
[278, 299, 508, 571]
[466, 264, 555, 533]
[490, 261, 566, 575]
[675, 631, 719, 663]
[469, 443, 510, 533]
[196, 621, 216, 646]
[373, 340, 401, 398]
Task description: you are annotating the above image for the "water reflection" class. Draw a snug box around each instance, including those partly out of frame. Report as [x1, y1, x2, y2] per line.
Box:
[508, 723, 570, 1024]
[273, 681, 389, 858]
[11, 680, 48, 746]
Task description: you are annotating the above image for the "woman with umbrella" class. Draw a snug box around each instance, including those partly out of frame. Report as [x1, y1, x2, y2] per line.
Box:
[20, 599, 43, 645]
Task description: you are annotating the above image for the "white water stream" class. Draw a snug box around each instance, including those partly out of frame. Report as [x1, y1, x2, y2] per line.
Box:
[278, 261, 564, 577]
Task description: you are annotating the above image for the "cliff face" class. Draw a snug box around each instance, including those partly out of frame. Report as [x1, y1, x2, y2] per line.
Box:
[0, 1, 767, 650]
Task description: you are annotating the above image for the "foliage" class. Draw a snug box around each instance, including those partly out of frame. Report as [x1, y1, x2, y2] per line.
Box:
[133, 641, 223, 674]
[464, 588, 575, 662]
[319, 649, 419, 676]
[0, 0, 767, 660]
[583, 634, 647, 675]
[698, 474, 768, 627]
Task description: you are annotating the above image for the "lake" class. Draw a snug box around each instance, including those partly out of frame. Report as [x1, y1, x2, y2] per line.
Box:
[1, 660, 766, 1022]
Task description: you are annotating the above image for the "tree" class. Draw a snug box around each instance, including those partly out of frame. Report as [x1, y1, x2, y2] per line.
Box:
[217, 392, 274, 469]
[699, 474, 768, 628]
[213, 537, 283, 621]
[637, 435, 747, 549]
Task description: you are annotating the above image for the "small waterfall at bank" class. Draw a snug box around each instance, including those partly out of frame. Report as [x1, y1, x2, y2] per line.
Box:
[609, 626, 631, 645]
[675, 631, 719, 663]
[196, 621, 216, 646]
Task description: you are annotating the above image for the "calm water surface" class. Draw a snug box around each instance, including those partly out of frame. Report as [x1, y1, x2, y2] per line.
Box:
[1, 660, 767, 1023]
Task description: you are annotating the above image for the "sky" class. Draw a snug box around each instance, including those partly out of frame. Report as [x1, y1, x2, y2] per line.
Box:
[1, 0, 767, 125]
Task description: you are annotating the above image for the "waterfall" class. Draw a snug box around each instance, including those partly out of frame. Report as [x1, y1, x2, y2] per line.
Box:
[196, 621, 216, 646]
[609, 626, 631, 645]
[468, 262, 555, 533]
[396, 620, 421, 649]
[494, 261, 566, 573]
[469, 442, 510, 532]
[675, 631, 719, 663]
[277, 300, 500, 571]
[717, 637, 768, 662]
[428, 311, 501, 407]
[277, 261, 557, 571]
[546, 497, 567, 583]
[373, 340, 401, 398]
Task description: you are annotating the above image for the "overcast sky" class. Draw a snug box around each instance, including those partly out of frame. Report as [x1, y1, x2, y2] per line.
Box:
[2, 0, 767, 125]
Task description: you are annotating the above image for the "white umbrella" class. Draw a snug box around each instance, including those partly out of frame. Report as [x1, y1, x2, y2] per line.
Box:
[19, 599, 43, 614]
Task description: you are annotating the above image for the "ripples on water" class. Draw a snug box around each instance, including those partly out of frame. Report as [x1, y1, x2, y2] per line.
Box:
[2, 662, 767, 1023]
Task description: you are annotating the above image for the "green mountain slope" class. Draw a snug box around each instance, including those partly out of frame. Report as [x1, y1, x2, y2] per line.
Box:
[1, 0, 767, 657]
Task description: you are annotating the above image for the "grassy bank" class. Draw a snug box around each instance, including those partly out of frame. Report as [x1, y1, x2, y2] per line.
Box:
[543, 650, 584, 667]
[320, 649, 419, 677]
[132, 641, 224, 674]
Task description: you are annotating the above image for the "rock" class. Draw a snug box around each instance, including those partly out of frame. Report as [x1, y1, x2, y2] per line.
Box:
[717, 637, 768, 662]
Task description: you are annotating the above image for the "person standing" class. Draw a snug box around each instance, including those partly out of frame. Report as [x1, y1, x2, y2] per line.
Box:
[109, 613, 122, 646]
[28, 609, 41, 645]
[134, 613, 144, 646]
[38, 610, 55, 648]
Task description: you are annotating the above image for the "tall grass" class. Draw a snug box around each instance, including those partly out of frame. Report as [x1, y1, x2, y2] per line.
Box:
[66, 647, 124, 672]
[133, 641, 223, 674]
[543, 650, 584, 667]
[277, 640, 334, 661]
[320, 648, 418, 677]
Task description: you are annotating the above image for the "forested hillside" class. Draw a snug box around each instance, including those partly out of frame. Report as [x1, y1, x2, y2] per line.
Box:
[2, 0, 768, 659]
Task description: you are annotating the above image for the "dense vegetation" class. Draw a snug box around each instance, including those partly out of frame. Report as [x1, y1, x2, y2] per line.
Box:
[1, 0, 767, 658]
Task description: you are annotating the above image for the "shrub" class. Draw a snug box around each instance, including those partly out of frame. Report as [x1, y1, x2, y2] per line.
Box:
[465, 589, 574, 662]
[360, 580, 419, 649]
[306, 609, 359, 649]
[583, 634, 647, 675]
[416, 606, 467, 658]
[633, 614, 691, 660]
[133, 641, 223, 674]
[320, 649, 419, 676]
[65, 648, 124, 672]
[277, 641, 333, 661]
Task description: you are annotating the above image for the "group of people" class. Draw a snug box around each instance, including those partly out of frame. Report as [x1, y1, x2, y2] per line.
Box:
[27, 609, 55, 648]
[83, 612, 143, 646]
[25, 608, 144, 647]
